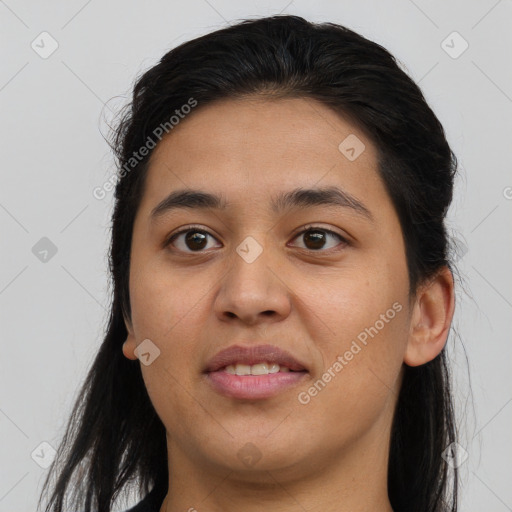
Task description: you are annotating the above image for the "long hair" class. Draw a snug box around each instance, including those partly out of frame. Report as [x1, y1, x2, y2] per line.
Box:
[39, 14, 459, 512]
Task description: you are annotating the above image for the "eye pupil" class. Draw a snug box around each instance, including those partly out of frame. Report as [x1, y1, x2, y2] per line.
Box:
[185, 231, 207, 250]
[304, 230, 326, 250]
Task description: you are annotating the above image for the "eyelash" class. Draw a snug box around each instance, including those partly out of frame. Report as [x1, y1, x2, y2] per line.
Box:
[164, 224, 349, 254]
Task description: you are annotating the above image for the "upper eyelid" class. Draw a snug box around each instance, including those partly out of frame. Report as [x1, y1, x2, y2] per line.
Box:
[294, 223, 347, 239]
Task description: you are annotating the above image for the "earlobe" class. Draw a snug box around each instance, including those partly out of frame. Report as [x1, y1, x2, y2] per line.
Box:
[122, 338, 138, 360]
[404, 266, 455, 367]
[122, 315, 138, 361]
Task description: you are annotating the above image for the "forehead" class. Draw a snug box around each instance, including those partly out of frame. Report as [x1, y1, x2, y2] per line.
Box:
[150, 96, 376, 162]
[140, 97, 385, 214]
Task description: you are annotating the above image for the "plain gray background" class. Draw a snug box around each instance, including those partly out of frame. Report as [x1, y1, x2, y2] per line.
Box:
[1, 0, 511, 511]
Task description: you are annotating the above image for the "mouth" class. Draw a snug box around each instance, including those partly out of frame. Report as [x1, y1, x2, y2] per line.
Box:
[204, 344, 309, 400]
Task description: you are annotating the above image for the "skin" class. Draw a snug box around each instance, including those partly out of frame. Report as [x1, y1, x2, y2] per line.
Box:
[122, 96, 455, 512]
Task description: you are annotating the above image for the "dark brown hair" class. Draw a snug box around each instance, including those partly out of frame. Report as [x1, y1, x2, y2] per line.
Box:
[39, 14, 459, 512]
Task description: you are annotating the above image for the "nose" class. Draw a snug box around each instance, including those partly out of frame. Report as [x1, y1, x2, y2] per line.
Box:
[213, 239, 292, 327]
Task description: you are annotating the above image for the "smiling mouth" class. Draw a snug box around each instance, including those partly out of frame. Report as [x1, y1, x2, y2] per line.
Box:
[205, 365, 308, 400]
[203, 343, 309, 399]
[222, 362, 301, 375]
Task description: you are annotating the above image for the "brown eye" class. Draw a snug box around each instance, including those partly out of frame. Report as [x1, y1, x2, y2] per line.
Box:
[166, 227, 221, 252]
[184, 231, 208, 251]
[291, 227, 348, 251]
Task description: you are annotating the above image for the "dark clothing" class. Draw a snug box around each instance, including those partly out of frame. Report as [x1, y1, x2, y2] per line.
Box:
[124, 488, 164, 512]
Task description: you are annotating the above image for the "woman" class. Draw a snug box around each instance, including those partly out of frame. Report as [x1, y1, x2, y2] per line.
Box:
[39, 14, 459, 512]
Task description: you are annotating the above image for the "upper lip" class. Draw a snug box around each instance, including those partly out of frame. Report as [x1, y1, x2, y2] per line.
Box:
[204, 344, 308, 372]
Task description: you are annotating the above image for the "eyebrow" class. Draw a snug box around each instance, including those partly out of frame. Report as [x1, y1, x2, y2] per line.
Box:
[150, 186, 373, 221]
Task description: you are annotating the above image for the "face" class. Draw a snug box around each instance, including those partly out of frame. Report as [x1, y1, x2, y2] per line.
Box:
[123, 97, 413, 481]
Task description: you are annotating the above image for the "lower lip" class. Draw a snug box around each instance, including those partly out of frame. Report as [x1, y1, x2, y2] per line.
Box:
[205, 370, 308, 400]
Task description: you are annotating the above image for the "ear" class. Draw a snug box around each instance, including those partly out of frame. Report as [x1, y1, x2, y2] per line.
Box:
[122, 314, 138, 361]
[404, 266, 455, 367]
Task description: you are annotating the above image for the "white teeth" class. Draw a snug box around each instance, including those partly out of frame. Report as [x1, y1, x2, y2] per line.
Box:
[235, 364, 251, 376]
[251, 363, 269, 375]
[268, 363, 280, 374]
[224, 362, 292, 375]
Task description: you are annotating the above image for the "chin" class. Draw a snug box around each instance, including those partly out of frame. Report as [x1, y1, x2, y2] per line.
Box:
[200, 435, 312, 477]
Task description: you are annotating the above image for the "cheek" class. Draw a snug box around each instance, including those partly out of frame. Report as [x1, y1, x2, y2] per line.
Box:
[129, 256, 209, 343]
[310, 285, 408, 389]
[296, 301, 408, 447]
[294, 258, 409, 421]
[129, 259, 212, 399]
[129, 262, 215, 438]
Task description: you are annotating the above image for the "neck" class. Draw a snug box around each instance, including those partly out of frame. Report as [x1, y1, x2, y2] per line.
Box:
[159, 430, 394, 512]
